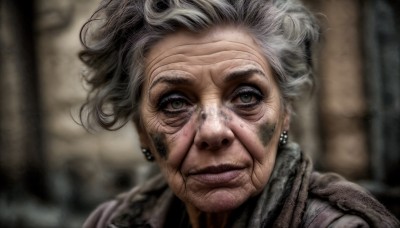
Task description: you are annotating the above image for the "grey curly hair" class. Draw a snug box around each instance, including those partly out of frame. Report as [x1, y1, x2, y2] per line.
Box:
[79, 0, 319, 130]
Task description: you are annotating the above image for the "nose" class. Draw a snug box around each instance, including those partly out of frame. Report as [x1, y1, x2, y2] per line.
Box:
[194, 107, 234, 151]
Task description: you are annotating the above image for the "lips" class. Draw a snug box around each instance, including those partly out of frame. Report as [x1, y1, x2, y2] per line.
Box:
[187, 164, 245, 186]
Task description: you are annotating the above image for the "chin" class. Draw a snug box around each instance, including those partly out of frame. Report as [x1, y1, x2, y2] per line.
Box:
[189, 190, 248, 213]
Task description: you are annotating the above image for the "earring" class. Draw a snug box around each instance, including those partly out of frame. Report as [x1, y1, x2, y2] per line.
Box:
[142, 148, 154, 162]
[279, 131, 288, 146]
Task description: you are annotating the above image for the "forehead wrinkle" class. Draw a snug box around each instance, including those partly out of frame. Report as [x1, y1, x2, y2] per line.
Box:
[148, 55, 266, 81]
[146, 39, 266, 71]
[147, 58, 270, 93]
[152, 49, 265, 70]
[149, 73, 194, 91]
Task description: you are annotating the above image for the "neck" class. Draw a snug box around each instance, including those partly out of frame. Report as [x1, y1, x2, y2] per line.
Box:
[186, 204, 232, 228]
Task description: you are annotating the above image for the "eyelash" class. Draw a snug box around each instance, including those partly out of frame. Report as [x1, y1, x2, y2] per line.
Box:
[155, 85, 263, 115]
[231, 85, 264, 108]
[157, 92, 191, 114]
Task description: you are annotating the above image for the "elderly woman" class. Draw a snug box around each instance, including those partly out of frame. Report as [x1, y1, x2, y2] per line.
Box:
[79, 0, 399, 227]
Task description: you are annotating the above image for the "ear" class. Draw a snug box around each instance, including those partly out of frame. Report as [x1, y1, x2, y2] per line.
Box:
[282, 107, 291, 131]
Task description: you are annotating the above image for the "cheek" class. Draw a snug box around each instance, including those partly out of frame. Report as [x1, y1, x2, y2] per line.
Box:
[251, 151, 277, 194]
[258, 122, 276, 146]
[143, 106, 197, 161]
[166, 118, 198, 165]
[148, 115, 198, 168]
[149, 133, 169, 159]
[229, 115, 279, 162]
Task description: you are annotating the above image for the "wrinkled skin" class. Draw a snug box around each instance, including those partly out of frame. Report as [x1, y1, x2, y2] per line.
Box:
[137, 25, 290, 225]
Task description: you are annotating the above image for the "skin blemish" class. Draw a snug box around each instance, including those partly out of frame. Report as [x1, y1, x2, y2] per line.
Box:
[150, 133, 169, 159]
[219, 110, 232, 122]
[198, 108, 231, 130]
[258, 122, 276, 146]
[201, 112, 207, 120]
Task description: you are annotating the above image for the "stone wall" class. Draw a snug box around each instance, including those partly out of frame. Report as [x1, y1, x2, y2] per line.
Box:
[1, 0, 155, 227]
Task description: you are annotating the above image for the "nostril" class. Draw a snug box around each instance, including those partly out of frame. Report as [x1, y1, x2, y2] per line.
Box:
[199, 139, 230, 150]
[201, 142, 209, 149]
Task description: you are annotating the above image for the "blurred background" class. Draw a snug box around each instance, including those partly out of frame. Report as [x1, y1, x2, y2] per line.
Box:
[0, 0, 399, 227]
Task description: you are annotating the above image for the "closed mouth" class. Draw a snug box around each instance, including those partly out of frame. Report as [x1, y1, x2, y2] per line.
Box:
[187, 164, 245, 185]
[188, 164, 244, 175]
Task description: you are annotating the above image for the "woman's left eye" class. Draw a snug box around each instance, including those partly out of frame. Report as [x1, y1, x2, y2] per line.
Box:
[231, 85, 264, 107]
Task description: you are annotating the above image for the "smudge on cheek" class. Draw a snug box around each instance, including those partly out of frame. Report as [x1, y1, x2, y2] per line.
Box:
[150, 133, 169, 159]
[258, 122, 276, 146]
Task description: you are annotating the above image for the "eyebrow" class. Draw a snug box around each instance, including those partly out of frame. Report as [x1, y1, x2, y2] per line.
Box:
[149, 75, 193, 90]
[223, 68, 266, 83]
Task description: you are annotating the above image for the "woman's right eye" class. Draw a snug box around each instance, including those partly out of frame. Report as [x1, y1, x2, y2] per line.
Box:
[157, 93, 191, 114]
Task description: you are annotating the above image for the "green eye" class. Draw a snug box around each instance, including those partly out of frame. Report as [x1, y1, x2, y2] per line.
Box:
[171, 100, 184, 109]
[231, 85, 264, 109]
[239, 94, 253, 103]
[158, 92, 191, 114]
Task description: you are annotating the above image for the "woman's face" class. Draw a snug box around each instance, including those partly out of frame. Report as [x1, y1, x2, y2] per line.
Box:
[139, 26, 289, 213]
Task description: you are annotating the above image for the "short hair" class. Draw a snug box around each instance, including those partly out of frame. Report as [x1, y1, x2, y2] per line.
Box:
[79, 0, 319, 130]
